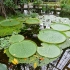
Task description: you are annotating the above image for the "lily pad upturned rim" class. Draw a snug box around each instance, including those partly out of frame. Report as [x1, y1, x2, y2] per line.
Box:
[37, 43, 61, 58]
[9, 35, 24, 43]
[0, 19, 20, 26]
[25, 18, 40, 24]
[51, 23, 70, 31]
[38, 29, 66, 44]
[9, 40, 37, 58]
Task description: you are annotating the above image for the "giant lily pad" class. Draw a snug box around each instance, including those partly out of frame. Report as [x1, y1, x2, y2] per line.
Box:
[0, 19, 20, 26]
[37, 43, 60, 58]
[38, 29, 66, 44]
[51, 24, 70, 31]
[16, 17, 27, 22]
[25, 18, 40, 24]
[9, 35, 24, 43]
[9, 40, 37, 58]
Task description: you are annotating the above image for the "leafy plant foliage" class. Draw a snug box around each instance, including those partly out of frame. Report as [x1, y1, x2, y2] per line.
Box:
[1, 15, 70, 68]
[0, 19, 20, 26]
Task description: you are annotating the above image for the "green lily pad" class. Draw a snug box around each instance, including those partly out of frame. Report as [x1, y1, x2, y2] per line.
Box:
[58, 38, 70, 49]
[38, 29, 66, 44]
[0, 19, 20, 26]
[16, 17, 27, 22]
[25, 18, 40, 24]
[64, 31, 70, 37]
[37, 43, 60, 58]
[51, 24, 70, 31]
[9, 40, 37, 58]
[0, 63, 7, 70]
[9, 35, 24, 43]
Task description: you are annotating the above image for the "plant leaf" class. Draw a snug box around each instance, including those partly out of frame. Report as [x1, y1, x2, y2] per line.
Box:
[37, 43, 61, 58]
[64, 31, 70, 37]
[25, 18, 40, 24]
[9, 40, 37, 58]
[51, 24, 70, 31]
[38, 29, 66, 44]
[0, 19, 20, 26]
[58, 38, 70, 49]
[9, 35, 24, 43]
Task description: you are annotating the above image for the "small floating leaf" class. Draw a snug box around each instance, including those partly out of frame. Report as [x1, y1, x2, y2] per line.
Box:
[9, 35, 24, 43]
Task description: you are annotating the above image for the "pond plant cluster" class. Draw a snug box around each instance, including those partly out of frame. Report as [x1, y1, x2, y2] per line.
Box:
[0, 14, 70, 70]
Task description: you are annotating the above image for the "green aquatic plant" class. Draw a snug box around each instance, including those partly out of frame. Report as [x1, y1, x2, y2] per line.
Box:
[30, 13, 39, 18]
[9, 40, 37, 58]
[64, 31, 70, 37]
[51, 23, 70, 31]
[37, 43, 61, 58]
[58, 38, 70, 49]
[3, 15, 70, 68]
[25, 18, 40, 24]
[5, 48, 59, 66]
[0, 19, 23, 37]
[4, 33, 61, 66]
[0, 37, 10, 50]
[38, 29, 66, 44]
[9, 35, 24, 43]
[0, 34, 24, 50]
[0, 19, 20, 26]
